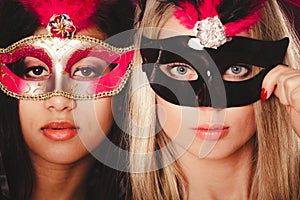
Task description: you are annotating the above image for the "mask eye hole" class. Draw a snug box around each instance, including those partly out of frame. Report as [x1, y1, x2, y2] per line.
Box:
[222, 63, 264, 81]
[5, 56, 50, 81]
[70, 57, 114, 81]
[23, 57, 50, 80]
[158, 62, 198, 81]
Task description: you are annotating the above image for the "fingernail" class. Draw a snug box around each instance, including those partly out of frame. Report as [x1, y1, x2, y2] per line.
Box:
[261, 88, 268, 102]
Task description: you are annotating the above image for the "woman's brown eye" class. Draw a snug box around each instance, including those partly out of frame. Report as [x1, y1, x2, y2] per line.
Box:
[24, 66, 49, 79]
[72, 66, 103, 80]
[70, 57, 111, 80]
[80, 68, 93, 77]
[32, 67, 45, 75]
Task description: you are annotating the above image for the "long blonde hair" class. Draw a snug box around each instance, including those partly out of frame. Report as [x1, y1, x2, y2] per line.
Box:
[126, 0, 300, 199]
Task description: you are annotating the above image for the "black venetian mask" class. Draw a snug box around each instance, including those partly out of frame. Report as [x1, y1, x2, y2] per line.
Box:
[140, 35, 289, 108]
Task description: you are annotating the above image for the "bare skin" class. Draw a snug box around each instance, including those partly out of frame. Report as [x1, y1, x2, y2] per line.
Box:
[156, 14, 300, 200]
[19, 27, 112, 200]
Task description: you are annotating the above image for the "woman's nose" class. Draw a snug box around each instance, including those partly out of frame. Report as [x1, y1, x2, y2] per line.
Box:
[44, 96, 76, 112]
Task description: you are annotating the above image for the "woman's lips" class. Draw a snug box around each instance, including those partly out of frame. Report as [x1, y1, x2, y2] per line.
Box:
[41, 121, 79, 141]
[191, 124, 229, 140]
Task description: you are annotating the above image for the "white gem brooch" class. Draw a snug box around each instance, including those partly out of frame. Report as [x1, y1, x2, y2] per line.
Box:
[194, 16, 228, 49]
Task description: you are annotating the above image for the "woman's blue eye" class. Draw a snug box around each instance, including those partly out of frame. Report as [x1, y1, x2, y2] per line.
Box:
[176, 66, 188, 75]
[231, 66, 243, 74]
[223, 64, 253, 81]
[159, 62, 198, 81]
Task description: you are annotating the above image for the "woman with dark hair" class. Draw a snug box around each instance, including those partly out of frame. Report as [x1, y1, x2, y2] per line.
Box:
[0, 0, 135, 199]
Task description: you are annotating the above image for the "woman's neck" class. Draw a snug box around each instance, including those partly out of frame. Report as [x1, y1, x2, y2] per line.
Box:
[179, 138, 255, 200]
[29, 153, 96, 200]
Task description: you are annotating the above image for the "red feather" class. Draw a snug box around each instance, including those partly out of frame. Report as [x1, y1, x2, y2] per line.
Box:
[174, 0, 267, 37]
[225, 1, 267, 36]
[198, 0, 222, 20]
[18, 0, 101, 30]
[174, 2, 199, 29]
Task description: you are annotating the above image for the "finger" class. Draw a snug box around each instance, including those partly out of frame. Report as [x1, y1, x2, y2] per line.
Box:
[291, 88, 300, 112]
[273, 70, 300, 105]
[261, 65, 289, 101]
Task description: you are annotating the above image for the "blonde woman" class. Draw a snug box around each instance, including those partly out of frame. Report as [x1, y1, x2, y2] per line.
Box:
[126, 0, 300, 199]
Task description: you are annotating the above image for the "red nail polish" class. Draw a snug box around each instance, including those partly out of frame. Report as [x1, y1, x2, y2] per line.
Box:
[261, 88, 268, 102]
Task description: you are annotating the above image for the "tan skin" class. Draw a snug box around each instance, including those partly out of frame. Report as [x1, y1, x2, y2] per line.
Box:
[19, 27, 113, 200]
[157, 14, 300, 200]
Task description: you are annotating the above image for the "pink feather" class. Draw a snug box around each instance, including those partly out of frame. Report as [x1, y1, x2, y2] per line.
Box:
[18, 0, 101, 30]
[174, 0, 267, 37]
[198, 0, 222, 20]
[225, 1, 267, 36]
[174, 0, 223, 29]
[174, 2, 199, 29]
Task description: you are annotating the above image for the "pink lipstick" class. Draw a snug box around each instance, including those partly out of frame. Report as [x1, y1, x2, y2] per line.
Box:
[41, 121, 79, 141]
[192, 124, 229, 140]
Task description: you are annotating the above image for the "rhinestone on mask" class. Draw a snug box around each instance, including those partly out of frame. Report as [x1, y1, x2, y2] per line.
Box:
[195, 16, 228, 49]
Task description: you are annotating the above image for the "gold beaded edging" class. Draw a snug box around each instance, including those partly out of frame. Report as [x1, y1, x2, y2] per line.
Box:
[0, 62, 133, 100]
[0, 34, 134, 54]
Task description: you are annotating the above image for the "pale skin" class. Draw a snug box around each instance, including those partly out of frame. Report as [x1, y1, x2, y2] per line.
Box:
[263, 66, 300, 137]
[157, 14, 300, 200]
[19, 27, 113, 200]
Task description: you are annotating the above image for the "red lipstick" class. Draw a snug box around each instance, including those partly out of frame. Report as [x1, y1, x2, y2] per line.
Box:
[192, 124, 229, 140]
[41, 121, 79, 141]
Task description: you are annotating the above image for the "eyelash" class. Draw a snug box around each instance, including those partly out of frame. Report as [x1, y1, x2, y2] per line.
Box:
[73, 65, 103, 76]
[158, 62, 198, 81]
[165, 62, 192, 69]
[223, 64, 252, 81]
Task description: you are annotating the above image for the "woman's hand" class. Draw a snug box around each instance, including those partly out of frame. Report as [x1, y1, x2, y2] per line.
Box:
[262, 64, 300, 137]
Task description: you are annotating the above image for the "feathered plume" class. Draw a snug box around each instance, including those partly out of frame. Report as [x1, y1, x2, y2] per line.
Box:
[222, 0, 267, 36]
[173, 1, 199, 29]
[198, 0, 222, 20]
[18, 0, 101, 31]
[174, 0, 267, 37]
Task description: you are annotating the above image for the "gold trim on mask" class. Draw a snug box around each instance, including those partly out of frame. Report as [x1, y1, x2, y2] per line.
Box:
[0, 34, 134, 54]
[0, 62, 133, 100]
[0, 34, 134, 100]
